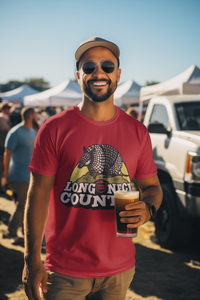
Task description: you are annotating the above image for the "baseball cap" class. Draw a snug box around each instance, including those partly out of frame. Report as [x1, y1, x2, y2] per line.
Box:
[75, 37, 120, 62]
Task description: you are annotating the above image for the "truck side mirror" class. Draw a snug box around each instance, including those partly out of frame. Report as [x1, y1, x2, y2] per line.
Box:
[147, 123, 171, 137]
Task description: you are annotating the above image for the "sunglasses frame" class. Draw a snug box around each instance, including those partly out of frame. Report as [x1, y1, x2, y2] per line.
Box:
[80, 60, 117, 75]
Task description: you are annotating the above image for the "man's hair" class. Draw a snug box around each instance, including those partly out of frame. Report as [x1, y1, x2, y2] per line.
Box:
[76, 56, 120, 71]
[21, 107, 35, 121]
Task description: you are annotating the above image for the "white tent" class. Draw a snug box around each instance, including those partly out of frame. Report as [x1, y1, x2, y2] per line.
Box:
[0, 84, 39, 103]
[114, 80, 141, 107]
[140, 65, 200, 102]
[23, 79, 83, 107]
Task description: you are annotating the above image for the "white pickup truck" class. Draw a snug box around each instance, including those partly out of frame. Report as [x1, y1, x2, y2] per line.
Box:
[142, 94, 200, 249]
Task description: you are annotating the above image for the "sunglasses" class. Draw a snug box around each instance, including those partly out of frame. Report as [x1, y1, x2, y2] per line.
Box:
[81, 60, 117, 75]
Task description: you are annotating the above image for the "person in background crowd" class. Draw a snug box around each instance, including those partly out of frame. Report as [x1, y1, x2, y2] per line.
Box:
[22, 37, 162, 300]
[126, 106, 138, 119]
[46, 106, 57, 117]
[9, 105, 22, 127]
[31, 109, 43, 134]
[0, 102, 12, 193]
[3, 107, 37, 245]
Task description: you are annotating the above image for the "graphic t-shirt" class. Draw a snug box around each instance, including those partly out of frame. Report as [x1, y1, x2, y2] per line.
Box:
[29, 106, 157, 278]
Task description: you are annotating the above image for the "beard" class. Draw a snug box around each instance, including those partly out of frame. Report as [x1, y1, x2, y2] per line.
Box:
[82, 79, 118, 103]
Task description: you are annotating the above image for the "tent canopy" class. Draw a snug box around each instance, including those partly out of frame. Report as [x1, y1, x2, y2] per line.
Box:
[140, 65, 200, 102]
[23, 79, 83, 107]
[0, 84, 39, 103]
[114, 80, 141, 107]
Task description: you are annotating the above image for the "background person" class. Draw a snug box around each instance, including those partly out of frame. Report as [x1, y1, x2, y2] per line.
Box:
[3, 107, 36, 245]
[22, 37, 162, 300]
[126, 106, 138, 119]
[0, 102, 12, 193]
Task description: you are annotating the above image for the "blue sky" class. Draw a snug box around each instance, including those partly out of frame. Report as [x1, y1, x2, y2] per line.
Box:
[1, 0, 200, 88]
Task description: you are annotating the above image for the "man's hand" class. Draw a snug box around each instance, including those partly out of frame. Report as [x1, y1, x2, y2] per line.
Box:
[119, 200, 151, 228]
[22, 260, 48, 300]
[119, 175, 163, 228]
[23, 173, 55, 299]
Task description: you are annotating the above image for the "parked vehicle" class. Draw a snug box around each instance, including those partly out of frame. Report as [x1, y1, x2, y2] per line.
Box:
[142, 95, 200, 249]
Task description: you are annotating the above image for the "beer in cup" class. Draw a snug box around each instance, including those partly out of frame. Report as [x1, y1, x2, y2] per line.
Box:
[114, 190, 139, 238]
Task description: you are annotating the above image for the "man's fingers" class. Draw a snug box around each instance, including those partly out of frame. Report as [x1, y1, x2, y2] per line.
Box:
[119, 209, 141, 218]
[119, 201, 146, 226]
[24, 282, 35, 300]
[24, 280, 42, 300]
[31, 283, 42, 300]
[41, 274, 48, 294]
[119, 201, 148, 219]
[22, 262, 47, 300]
[127, 216, 142, 227]
[125, 201, 145, 210]
[120, 215, 142, 224]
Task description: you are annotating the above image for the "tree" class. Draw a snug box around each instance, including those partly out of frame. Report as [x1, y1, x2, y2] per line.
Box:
[25, 78, 50, 92]
[145, 81, 160, 86]
[0, 78, 50, 93]
[0, 81, 23, 93]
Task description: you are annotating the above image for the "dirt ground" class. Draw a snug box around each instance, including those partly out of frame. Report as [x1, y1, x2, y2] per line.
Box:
[0, 194, 200, 300]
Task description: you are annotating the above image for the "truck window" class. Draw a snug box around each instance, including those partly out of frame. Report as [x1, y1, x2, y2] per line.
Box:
[175, 102, 200, 130]
[149, 104, 169, 129]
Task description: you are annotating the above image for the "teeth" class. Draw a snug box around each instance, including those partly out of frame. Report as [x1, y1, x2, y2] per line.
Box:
[92, 82, 107, 86]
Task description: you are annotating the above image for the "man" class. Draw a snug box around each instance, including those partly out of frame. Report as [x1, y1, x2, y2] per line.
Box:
[0, 102, 12, 193]
[3, 107, 36, 245]
[23, 37, 163, 300]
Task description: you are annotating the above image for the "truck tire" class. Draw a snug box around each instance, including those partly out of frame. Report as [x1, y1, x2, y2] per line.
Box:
[154, 183, 193, 249]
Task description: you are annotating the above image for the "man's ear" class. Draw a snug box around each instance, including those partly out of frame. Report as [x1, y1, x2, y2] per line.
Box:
[117, 68, 121, 83]
[76, 71, 81, 84]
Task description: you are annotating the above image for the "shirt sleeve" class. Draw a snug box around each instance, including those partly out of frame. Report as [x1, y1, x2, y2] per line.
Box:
[135, 129, 157, 179]
[29, 124, 59, 176]
[5, 130, 19, 151]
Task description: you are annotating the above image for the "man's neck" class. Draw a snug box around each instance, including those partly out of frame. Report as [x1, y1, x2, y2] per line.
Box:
[78, 97, 117, 122]
[22, 120, 33, 130]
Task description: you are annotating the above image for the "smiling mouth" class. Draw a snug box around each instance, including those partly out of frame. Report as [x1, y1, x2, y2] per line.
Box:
[89, 79, 110, 88]
[91, 82, 107, 86]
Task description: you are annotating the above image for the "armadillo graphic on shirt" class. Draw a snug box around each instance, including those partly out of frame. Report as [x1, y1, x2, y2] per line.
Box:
[60, 144, 132, 210]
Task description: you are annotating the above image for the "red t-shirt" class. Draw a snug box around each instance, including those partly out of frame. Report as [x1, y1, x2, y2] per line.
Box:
[29, 106, 157, 278]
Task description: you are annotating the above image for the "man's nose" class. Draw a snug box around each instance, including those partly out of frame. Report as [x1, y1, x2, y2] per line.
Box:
[93, 63, 104, 75]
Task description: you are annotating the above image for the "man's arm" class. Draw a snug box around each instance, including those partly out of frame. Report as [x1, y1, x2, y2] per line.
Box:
[3, 148, 13, 184]
[22, 172, 55, 300]
[119, 175, 163, 227]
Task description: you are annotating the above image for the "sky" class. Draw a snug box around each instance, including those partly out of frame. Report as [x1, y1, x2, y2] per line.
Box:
[0, 0, 200, 88]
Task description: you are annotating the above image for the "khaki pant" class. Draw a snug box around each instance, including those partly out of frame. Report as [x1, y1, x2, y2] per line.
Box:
[41, 267, 135, 300]
[8, 182, 29, 237]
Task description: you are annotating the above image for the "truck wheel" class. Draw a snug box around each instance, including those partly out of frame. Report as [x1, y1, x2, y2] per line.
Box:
[154, 183, 193, 249]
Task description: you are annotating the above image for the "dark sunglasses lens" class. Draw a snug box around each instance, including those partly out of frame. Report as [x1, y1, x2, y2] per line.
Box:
[101, 61, 115, 73]
[82, 62, 96, 74]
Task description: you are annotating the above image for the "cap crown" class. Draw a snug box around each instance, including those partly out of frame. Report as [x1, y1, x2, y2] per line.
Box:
[75, 37, 120, 62]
